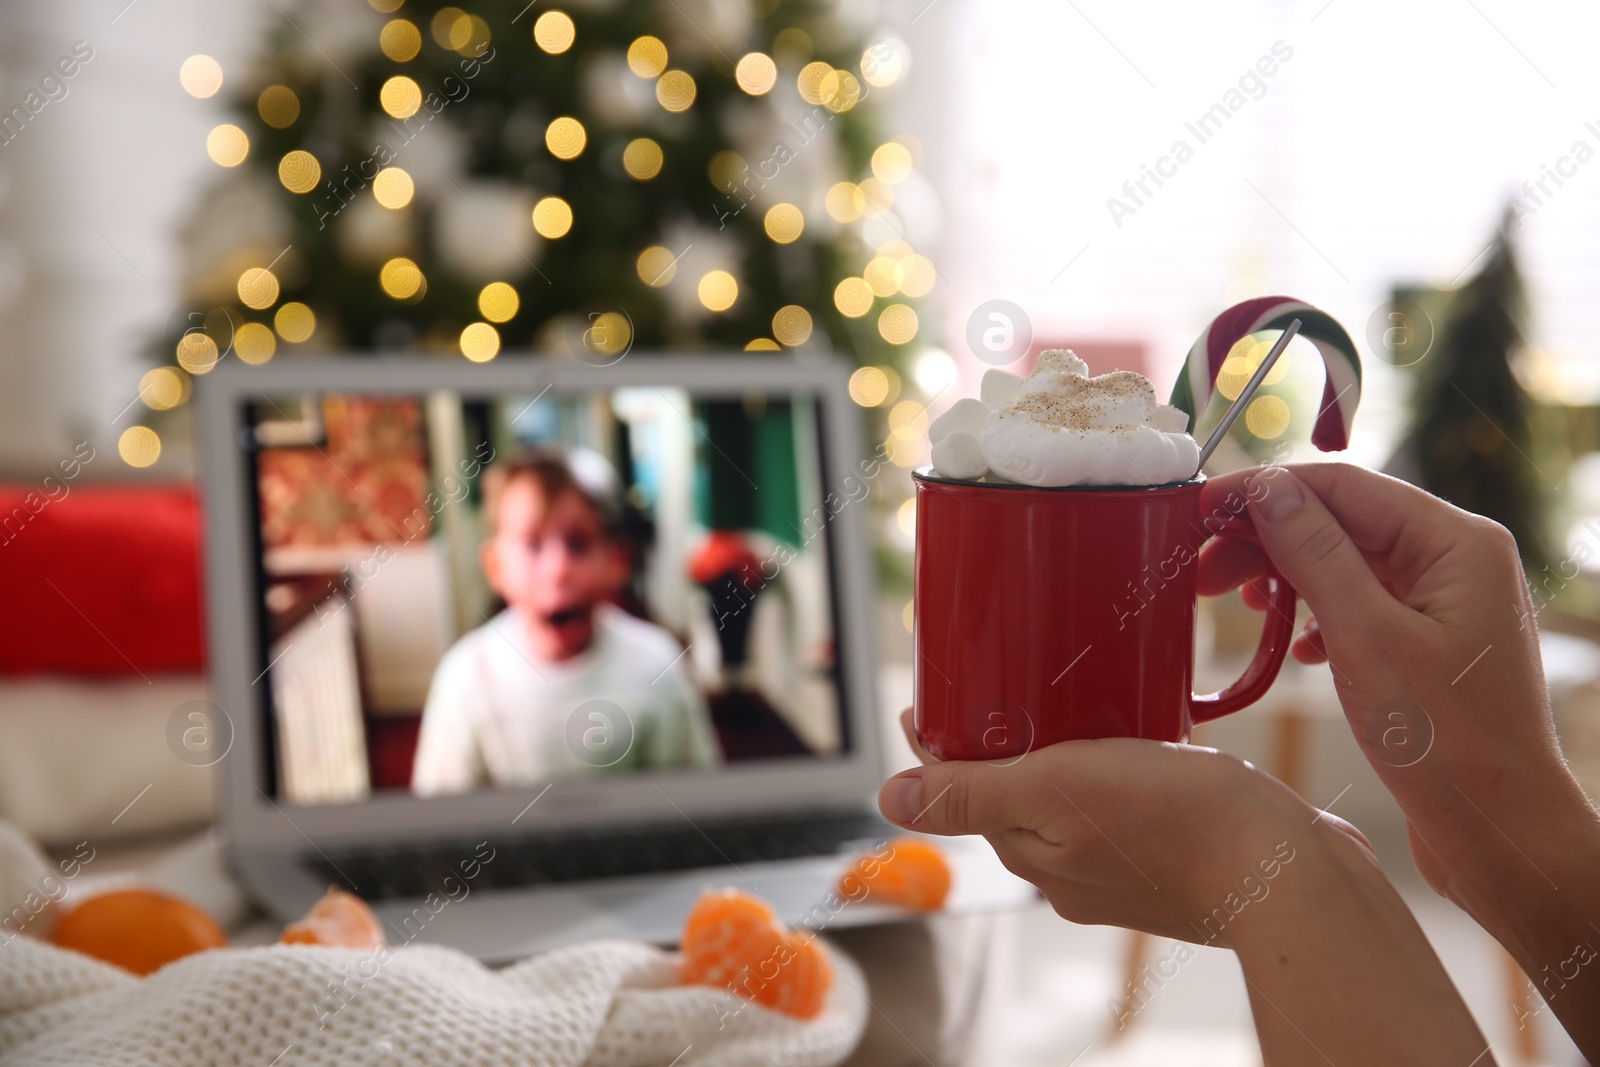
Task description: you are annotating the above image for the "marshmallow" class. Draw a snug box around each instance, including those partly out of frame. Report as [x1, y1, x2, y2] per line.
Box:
[1150, 404, 1191, 434]
[930, 431, 987, 481]
[928, 398, 988, 443]
[980, 369, 1024, 408]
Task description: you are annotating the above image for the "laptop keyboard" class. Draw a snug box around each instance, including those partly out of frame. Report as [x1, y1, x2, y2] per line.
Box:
[304, 809, 894, 901]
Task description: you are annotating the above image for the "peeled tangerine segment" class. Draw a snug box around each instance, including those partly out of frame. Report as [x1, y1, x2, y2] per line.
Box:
[980, 368, 1024, 408]
[928, 398, 988, 443]
[931, 431, 986, 480]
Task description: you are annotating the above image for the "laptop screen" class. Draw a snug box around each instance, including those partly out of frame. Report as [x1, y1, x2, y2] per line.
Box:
[245, 385, 855, 807]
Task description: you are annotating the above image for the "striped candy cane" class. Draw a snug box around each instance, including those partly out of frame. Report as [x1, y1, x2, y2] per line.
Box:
[1168, 296, 1362, 452]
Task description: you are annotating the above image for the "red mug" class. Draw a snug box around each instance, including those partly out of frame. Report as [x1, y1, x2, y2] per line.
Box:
[912, 469, 1298, 761]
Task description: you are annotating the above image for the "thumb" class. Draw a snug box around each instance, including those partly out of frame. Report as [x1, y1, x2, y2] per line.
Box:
[878, 762, 1025, 837]
[1246, 467, 1395, 636]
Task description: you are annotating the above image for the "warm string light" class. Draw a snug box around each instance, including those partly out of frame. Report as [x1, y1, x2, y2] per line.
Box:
[833, 277, 872, 318]
[656, 70, 696, 112]
[237, 268, 280, 310]
[532, 196, 573, 238]
[534, 11, 575, 54]
[545, 116, 586, 159]
[275, 303, 316, 343]
[637, 246, 677, 286]
[772, 306, 812, 346]
[379, 19, 422, 62]
[381, 76, 422, 119]
[697, 271, 737, 312]
[478, 282, 520, 323]
[623, 138, 663, 180]
[278, 151, 321, 194]
[119, 427, 161, 468]
[848, 366, 889, 407]
[627, 36, 668, 78]
[179, 55, 223, 99]
[372, 166, 414, 209]
[206, 124, 249, 167]
[460, 322, 500, 361]
[234, 323, 277, 364]
[763, 203, 804, 243]
[257, 85, 300, 128]
[380, 257, 424, 300]
[735, 53, 777, 95]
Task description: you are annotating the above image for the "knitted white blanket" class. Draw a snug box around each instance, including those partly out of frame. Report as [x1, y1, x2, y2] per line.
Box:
[0, 824, 868, 1067]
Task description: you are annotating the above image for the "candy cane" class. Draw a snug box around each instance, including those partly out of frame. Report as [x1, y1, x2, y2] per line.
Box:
[1168, 296, 1362, 452]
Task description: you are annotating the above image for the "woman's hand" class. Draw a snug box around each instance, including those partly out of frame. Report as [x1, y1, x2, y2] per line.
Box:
[1199, 463, 1600, 1056]
[878, 712, 1493, 1063]
[879, 709, 1370, 948]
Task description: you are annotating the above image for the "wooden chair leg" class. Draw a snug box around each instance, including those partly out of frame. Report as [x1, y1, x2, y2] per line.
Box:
[1107, 929, 1150, 1040]
[1504, 944, 1541, 1064]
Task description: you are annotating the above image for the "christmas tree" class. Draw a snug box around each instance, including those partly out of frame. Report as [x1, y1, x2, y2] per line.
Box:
[1394, 207, 1551, 573]
[146, 0, 925, 394]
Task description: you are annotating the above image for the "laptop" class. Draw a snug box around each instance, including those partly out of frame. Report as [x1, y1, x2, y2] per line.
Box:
[196, 352, 1032, 962]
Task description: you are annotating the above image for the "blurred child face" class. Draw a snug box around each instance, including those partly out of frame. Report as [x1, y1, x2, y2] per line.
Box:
[482, 477, 614, 662]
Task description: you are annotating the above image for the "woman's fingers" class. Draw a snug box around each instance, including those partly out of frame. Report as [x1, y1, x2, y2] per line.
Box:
[1292, 618, 1329, 664]
[1197, 536, 1267, 597]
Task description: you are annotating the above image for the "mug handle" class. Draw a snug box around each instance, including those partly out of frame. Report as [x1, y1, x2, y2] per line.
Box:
[1190, 518, 1299, 724]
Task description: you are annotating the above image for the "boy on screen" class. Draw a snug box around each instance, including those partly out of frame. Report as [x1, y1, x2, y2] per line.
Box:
[412, 452, 720, 794]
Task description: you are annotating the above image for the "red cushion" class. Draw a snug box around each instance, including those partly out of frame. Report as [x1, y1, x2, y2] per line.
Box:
[0, 484, 206, 675]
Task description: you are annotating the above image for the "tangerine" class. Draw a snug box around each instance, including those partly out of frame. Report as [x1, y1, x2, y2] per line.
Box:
[51, 888, 226, 975]
[281, 885, 385, 949]
[837, 835, 951, 910]
[680, 888, 831, 1019]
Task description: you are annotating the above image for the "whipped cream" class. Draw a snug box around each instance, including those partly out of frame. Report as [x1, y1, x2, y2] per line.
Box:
[927, 350, 1199, 487]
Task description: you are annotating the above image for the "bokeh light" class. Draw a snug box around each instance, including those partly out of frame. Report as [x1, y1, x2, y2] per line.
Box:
[175, 333, 219, 375]
[118, 427, 161, 468]
[637, 245, 677, 286]
[534, 11, 576, 54]
[859, 178, 893, 212]
[277, 151, 321, 194]
[1244, 395, 1291, 438]
[257, 85, 300, 128]
[745, 338, 781, 351]
[897, 254, 935, 298]
[431, 7, 470, 49]
[274, 302, 316, 343]
[179, 55, 223, 99]
[772, 306, 813, 346]
[623, 138, 663, 180]
[237, 268, 281, 310]
[774, 28, 813, 67]
[763, 203, 804, 243]
[863, 256, 900, 297]
[884, 427, 925, 467]
[460, 322, 500, 362]
[379, 19, 422, 61]
[797, 61, 832, 105]
[824, 182, 864, 223]
[914, 349, 957, 394]
[833, 277, 873, 318]
[848, 366, 889, 407]
[627, 36, 668, 78]
[205, 124, 249, 167]
[708, 151, 746, 192]
[380, 76, 422, 119]
[372, 166, 414, 209]
[819, 69, 861, 112]
[735, 53, 777, 95]
[871, 142, 913, 184]
[380, 257, 424, 300]
[888, 399, 930, 433]
[897, 498, 916, 538]
[478, 282, 519, 323]
[234, 322, 277, 365]
[588, 312, 631, 355]
[861, 39, 909, 87]
[545, 116, 586, 159]
[697, 270, 738, 312]
[139, 367, 187, 411]
[878, 303, 918, 344]
[656, 70, 696, 112]
[532, 196, 573, 238]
